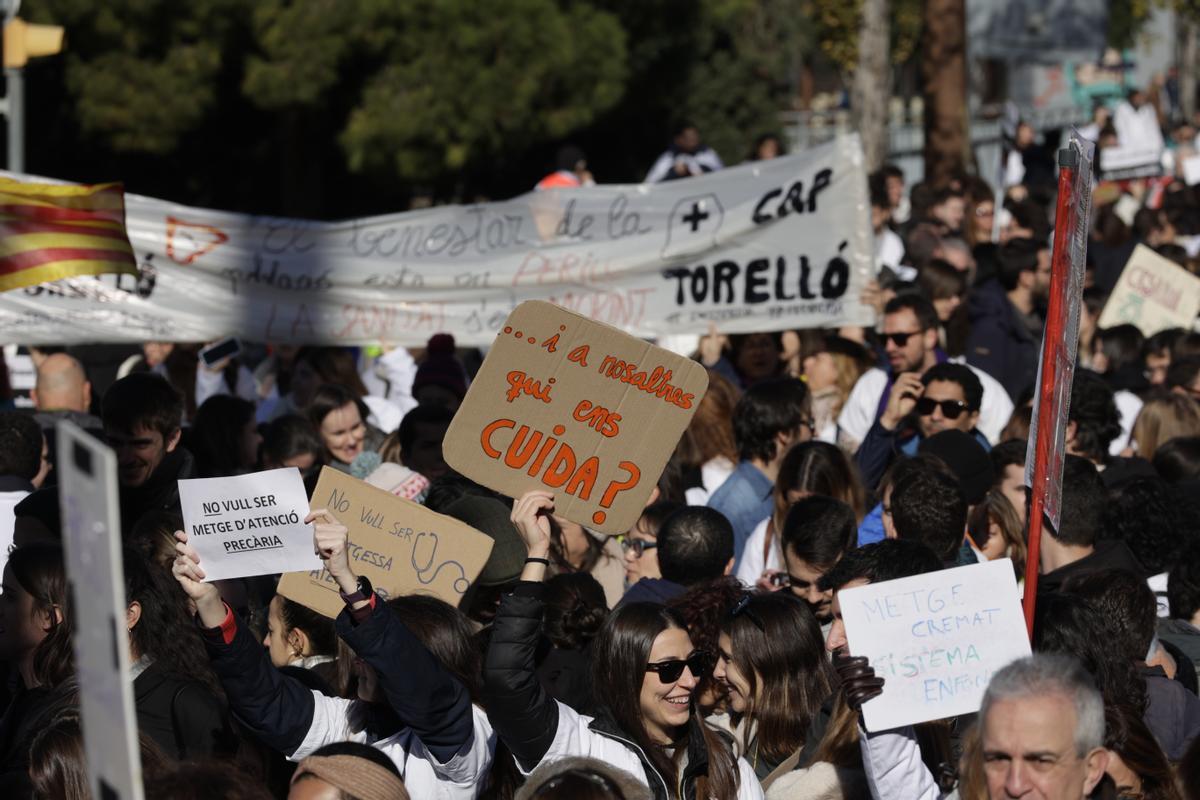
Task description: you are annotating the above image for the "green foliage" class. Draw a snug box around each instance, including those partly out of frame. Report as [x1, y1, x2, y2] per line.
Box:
[809, 0, 922, 73]
[335, 1, 628, 181]
[22, 0, 817, 208]
[682, 0, 810, 163]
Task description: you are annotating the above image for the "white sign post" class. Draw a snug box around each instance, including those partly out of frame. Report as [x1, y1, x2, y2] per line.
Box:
[178, 467, 319, 581]
[57, 421, 144, 800]
[839, 559, 1032, 732]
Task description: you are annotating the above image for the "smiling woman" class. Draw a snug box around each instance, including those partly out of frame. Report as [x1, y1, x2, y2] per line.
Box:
[307, 384, 383, 473]
[484, 490, 765, 799]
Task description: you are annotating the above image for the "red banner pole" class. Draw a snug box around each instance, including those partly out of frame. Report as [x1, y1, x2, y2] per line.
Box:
[1021, 160, 1078, 638]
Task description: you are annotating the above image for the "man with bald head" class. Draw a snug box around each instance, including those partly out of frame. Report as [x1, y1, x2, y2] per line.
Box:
[32, 353, 92, 413]
[31, 353, 104, 464]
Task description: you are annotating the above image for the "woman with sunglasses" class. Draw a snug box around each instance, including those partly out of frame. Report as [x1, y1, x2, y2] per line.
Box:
[485, 490, 764, 799]
[711, 593, 836, 789]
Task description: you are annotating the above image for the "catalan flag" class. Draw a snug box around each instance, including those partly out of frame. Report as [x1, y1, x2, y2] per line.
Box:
[0, 178, 138, 292]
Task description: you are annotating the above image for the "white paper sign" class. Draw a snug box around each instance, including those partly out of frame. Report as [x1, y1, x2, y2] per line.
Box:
[840, 559, 1032, 732]
[178, 467, 319, 581]
[58, 422, 145, 800]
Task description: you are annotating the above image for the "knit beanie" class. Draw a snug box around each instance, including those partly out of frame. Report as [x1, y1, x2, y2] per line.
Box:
[412, 334, 468, 401]
[443, 493, 527, 586]
[918, 429, 995, 506]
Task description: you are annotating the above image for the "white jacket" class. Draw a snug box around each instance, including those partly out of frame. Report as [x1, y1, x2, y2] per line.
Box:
[529, 700, 765, 800]
[293, 696, 496, 800]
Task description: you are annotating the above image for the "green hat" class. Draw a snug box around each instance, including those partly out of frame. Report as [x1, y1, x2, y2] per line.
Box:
[443, 494, 527, 586]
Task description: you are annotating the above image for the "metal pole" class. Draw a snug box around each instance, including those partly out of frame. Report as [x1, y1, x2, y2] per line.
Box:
[6, 66, 22, 172]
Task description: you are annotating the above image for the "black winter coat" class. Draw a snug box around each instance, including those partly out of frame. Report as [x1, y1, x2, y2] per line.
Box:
[134, 661, 234, 760]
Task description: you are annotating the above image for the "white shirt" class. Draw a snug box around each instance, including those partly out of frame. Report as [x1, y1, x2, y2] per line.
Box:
[875, 228, 906, 274]
[685, 456, 736, 506]
[735, 517, 783, 586]
[837, 364, 1015, 447]
[527, 700, 764, 799]
[0, 488, 29, 574]
[1111, 389, 1143, 456]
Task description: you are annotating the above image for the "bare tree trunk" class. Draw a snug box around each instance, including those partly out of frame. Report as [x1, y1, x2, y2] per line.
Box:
[853, 0, 891, 171]
[1182, 16, 1198, 123]
[921, 0, 968, 186]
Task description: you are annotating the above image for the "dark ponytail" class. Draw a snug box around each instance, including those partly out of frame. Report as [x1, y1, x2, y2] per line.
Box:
[278, 596, 337, 656]
[542, 573, 608, 651]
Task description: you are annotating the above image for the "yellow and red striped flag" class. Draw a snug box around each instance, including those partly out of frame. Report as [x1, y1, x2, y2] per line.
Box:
[0, 178, 138, 292]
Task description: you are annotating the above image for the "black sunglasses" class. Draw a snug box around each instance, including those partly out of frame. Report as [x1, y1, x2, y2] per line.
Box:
[646, 652, 712, 684]
[915, 397, 971, 419]
[882, 330, 925, 347]
[619, 536, 657, 557]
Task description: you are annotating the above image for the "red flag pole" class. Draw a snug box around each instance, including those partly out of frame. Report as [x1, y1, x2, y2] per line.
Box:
[1021, 155, 1079, 637]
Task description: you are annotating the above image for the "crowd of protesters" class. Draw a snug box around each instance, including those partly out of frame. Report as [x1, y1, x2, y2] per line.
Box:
[0, 110, 1197, 800]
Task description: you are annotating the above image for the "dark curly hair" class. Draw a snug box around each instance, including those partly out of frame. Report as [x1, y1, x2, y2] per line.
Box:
[542, 573, 608, 652]
[1101, 477, 1183, 576]
[1032, 592, 1147, 715]
[123, 548, 224, 701]
[1068, 370, 1122, 463]
[667, 576, 746, 710]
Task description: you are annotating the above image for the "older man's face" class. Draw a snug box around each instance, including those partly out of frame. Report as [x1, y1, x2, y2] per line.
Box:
[982, 693, 1107, 800]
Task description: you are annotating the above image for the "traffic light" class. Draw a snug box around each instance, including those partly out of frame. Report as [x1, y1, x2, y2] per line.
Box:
[3, 17, 63, 69]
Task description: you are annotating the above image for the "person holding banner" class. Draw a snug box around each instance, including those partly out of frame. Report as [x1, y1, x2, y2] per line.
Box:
[485, 490, 765, 799]
[172, 509, 495, 799]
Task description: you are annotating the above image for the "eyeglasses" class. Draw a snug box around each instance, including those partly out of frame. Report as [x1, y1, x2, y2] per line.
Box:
[882, 330, 925, 347]
[915, 397, 971, 419]
[645, 651, 712, 684]
[618, 536, 657, 557]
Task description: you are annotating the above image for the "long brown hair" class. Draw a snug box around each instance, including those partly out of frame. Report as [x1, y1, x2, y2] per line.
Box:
[674, 371, 740, 469]
[9, 544, 73, 689]
[721, 593, 834, 765]
[967, 488, 1026, 578]
[773, 441, 867, 524]
[1104, 703, 1181, 800]
[591, 603, 738, 798]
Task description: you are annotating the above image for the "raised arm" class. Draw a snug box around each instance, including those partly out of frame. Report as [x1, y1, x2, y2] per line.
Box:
[481, 491, 562, 772]
[309, 509, 473, 765]
[172, 531, 319, 757]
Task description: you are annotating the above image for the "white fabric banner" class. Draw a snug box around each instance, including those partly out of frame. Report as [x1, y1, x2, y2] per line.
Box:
[0, 136, 874, 346]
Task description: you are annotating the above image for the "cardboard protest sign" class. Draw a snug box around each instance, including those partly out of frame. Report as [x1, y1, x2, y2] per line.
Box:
[178, 468, 319, 581]
[1097, 244, 1200, 336]
[443, 300, 709, 534]
[840, 559, 1032, 732]
[58, 422, 145, 800]
[277, 467, 494, 618]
